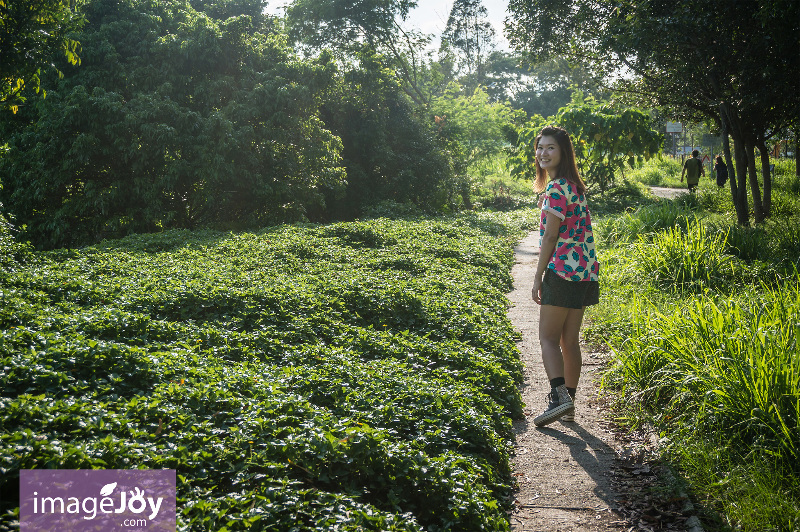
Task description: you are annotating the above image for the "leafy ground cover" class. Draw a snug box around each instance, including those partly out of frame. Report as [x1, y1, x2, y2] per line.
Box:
[588, 158, 800, 531]
[0, 211, 536, 531]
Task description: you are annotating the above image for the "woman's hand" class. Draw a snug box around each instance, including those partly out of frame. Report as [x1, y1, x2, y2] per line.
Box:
[531, 274, 543, 305]
[537, 194, 545, 209]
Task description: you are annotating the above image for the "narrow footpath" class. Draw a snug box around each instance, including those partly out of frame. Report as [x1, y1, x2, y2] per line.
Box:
[508, 231, 621, 531]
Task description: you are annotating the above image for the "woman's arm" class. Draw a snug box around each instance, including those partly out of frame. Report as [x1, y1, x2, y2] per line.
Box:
[532, 211, 562, 305]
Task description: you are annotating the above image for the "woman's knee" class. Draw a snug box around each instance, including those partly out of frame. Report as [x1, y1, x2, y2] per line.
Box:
[540, 335, 562, 353]
[560, 335, 580, 353]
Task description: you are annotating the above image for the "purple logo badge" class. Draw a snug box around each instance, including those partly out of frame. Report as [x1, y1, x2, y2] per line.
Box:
[20, 469, 176, 531]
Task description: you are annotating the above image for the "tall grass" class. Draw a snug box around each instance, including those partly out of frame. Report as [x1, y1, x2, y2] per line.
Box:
[632, 219, 735, 291]
[702, 214, 800, 274]
[602, 282, 800, 530]
[605, 286, 800, 461]
[598, 202, 695, 246]
[625, 156, 682, 186]
[590, 157, 800, 530]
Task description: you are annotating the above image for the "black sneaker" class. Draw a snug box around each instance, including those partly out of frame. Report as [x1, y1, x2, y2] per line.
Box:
[533, 385, 574, 427]
[562, 388, 577, 422]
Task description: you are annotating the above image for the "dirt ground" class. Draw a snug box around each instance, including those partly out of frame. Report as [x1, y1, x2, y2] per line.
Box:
[506, 231, 704, 532]
[648, 186, 687, 200]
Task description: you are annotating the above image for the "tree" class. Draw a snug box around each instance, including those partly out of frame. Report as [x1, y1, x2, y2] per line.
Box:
[432, 84, 525, 168]
[0, 0, 84, 113]
[0, 0, 346, 248]
[319, 48, 454, 219]
[509, 100, 662, 192]
[440, 0, 495, 91]
[506, 0, 800, 225]
[506, 56, 607, 119]
[431, 84, 526, 206]
[285, 0, 435, 107]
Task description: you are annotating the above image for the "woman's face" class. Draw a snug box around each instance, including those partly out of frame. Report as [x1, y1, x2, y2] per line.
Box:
[535, 135, 561, 176]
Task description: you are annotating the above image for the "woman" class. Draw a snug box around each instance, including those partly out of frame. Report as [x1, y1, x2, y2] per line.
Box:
[531, 126, 600, 427]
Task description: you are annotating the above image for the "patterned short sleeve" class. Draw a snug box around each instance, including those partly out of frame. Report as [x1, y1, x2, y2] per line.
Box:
[543, 180, 567, 221]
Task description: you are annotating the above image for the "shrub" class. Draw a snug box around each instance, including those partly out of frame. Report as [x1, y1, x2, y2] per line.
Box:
[631, 219, 735, 291]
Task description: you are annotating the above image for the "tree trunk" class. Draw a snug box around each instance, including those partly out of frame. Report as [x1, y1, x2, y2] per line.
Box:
[732, 137, 750, 225]
[721, 119, 737, 200]
[721, 103, 749, 225]
[745, 138, 765, 223]
[460, 176, 473, 209]
[757, 138, 772, 217]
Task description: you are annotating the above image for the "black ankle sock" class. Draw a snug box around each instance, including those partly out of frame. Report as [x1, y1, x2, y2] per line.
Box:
[549, 377, 565, 389]
[566, 387, 576, 399]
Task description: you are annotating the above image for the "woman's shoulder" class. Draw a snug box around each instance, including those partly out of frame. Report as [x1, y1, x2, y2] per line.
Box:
[555, 177, 583, 196]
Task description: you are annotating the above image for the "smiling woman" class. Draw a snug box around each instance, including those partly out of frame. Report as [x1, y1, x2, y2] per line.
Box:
[529, 125, 599, 427]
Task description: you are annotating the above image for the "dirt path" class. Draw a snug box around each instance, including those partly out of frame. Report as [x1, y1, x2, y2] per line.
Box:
[508, 231, 622, 531]
[649, 186, 686, 200]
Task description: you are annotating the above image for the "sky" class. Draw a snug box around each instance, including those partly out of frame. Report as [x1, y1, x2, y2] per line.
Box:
[265, 1, 512, 51]
[403, 0, 511, 51]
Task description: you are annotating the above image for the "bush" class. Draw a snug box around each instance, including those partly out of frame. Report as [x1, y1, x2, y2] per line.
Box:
[320, 51, 454, 220]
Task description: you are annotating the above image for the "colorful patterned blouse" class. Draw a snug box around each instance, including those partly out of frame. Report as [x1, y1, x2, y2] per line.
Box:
[539, 178, 600, 282]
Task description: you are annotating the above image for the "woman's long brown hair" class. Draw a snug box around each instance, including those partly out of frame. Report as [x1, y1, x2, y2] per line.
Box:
[533, 126, 587, 195]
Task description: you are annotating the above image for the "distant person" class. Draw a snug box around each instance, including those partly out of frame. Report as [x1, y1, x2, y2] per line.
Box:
[714, 156, 728, 187]
[681, 150, 705, 192]
[531, 126, 600, 427]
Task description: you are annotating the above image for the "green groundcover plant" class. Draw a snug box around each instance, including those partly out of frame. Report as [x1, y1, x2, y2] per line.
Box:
[0, 211, 536, 531]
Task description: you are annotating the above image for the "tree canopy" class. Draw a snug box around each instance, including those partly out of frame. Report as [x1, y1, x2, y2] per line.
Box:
[1, 0, 345, 247]
[0, 0, 84, 113]
[0, 0, 464, 248]
[509, 97, 662, 191]
[506, 0, 800, 224]
[440, 0, 495, 91]
[285, 0, 434, 106]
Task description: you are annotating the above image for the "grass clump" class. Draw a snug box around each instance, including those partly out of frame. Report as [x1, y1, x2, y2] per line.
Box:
[598, 202, 696, 246]
[631, 219, 736, 292]
[625, 156, 682, 186]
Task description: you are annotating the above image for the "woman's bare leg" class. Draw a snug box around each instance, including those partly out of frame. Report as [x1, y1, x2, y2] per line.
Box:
[538, 304, 570, 380]
[561, 307, 586, 388]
